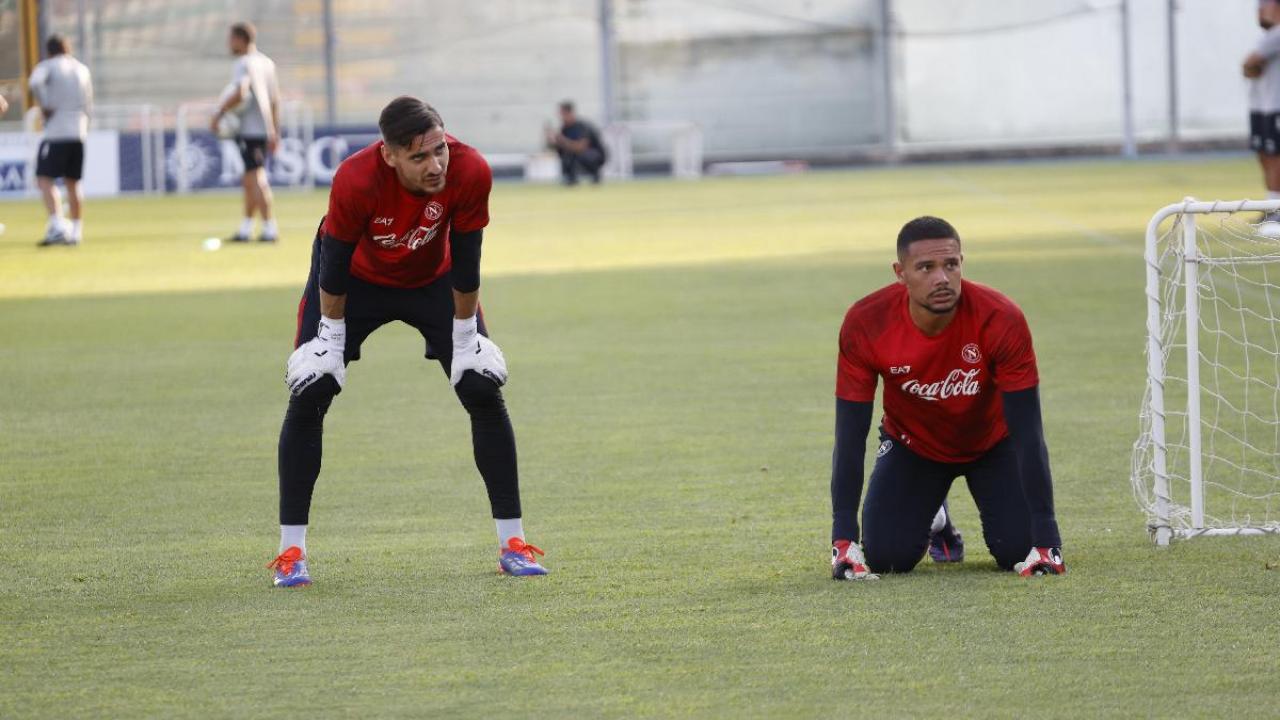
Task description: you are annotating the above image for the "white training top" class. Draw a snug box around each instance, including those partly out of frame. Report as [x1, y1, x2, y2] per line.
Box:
[230, 50, 280, 139]
[1251, 27, 1280, 112]
[28, 55, 93, 141]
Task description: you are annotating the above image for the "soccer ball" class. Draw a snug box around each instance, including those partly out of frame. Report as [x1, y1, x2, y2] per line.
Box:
[214, 82, 250, 138]
[218, 82, 251, 114]
[214, 111, 240, 140]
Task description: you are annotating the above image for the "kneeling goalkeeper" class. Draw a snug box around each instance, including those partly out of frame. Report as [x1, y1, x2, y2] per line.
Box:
[268, 96, 547, 586]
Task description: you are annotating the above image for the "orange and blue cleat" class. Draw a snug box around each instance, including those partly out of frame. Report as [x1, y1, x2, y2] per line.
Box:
[499, 538, 548, 576]
[267, 546, 311, 587]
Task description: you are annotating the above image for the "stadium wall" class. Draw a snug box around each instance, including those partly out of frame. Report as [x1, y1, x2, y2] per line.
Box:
[6, 0, 1267, 177]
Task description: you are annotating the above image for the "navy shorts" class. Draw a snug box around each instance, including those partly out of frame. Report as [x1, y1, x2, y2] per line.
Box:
[860, 429, 1034, 573]
[35, 140, 84, 180]
[1250, 112, 1280, 156]
[294, 229, 487, 373]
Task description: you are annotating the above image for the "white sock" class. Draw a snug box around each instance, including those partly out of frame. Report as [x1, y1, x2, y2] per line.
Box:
[46, 214, 63, 231]
[238, 217, 254, 237]
[496, 518, 524, 548]
[70, 219, 82, 240]
[262, 218, 278, 238]
[280, 525, 307, 554]
[930, 505, 948, 534]
[1268, 191, 1280, 201]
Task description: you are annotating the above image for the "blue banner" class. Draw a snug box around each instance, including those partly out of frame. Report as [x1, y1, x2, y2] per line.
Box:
[117, 126, 382, 193]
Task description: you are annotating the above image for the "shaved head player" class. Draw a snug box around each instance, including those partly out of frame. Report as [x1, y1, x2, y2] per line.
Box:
[268, 97, 548, 586]
[829, 217, 1064, 580]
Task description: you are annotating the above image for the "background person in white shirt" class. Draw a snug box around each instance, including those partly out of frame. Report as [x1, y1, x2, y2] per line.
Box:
[1245, 0, 1280, 214]
[28, 35, 92, 247]
[210, 22, 281, 243]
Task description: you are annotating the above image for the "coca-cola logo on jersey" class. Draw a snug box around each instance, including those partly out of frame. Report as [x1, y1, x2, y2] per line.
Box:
[900, 368, 981, 402]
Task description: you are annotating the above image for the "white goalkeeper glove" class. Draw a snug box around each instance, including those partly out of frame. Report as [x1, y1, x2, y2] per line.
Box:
[450, 315, 507, 387]
[286, 316, 346, 396]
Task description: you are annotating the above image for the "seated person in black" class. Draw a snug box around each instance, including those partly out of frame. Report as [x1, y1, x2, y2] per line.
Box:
[545, 100, 606, 185]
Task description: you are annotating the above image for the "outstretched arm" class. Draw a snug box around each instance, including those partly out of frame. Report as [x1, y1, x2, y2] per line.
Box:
[1001, 386, 1061, 547]
[831, 399, 873, 543]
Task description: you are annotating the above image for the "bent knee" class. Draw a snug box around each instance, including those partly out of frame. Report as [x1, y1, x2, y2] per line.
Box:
[290, 375, 340, 412]
[454, 371, 504, 405]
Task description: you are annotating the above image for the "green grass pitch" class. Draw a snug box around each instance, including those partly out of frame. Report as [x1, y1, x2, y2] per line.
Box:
[2, 157, 1279, 718]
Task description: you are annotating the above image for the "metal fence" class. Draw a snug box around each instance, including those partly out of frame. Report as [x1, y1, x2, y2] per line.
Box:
[27, 0, 1266, 160]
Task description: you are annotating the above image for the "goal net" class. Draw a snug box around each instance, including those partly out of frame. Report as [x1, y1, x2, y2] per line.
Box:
[1133, 199, 1280, 545]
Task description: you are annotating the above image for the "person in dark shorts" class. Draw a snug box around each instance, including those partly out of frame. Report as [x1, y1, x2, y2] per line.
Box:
[546, 100, 606, 185]
[829, 216, 1065, 581]
[267, 96, 549, 588]
[210, 22, 281, 242]
[28, 35, 92, 246]
[1245, 1, 1280, 215]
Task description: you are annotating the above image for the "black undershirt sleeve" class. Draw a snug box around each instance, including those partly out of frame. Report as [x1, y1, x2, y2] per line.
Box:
[450, 228, 483, 293]
[318, 234, 355, 296]
[831, 398, 874, 543]
[1001, 386, 1062, 547]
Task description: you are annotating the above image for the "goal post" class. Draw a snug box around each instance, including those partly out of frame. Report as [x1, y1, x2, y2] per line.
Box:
[1134, 198, 1280, 545]
[603, 121, 704, 181]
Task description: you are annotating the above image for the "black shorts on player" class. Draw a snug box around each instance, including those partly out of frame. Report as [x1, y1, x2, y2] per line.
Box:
[860, 429, 1034, 573]
[35, 140, 84, 180]
[293, 233, 488, 363]
[237, 136, 268, 171]
[1250, 111, 1280, 156]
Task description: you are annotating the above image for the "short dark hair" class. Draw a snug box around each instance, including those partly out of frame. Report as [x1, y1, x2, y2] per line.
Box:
[559, 100, 575, 113]
[378, 96, 444, 148]
[46, 35, 68, 56]
[230, 22, 256, 44]
[897, 216, 960, 257]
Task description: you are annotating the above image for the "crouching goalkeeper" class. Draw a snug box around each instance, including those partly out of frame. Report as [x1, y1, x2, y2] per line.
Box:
[829, 216, 1065, 580]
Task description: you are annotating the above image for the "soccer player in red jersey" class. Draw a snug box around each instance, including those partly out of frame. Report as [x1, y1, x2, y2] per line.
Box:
[267, 97, 547, 587]
[829, 216, 1064, 580]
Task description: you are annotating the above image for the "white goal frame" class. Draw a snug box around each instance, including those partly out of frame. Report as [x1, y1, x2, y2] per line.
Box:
[603, 121, 704, 180]
[1137, 198, 1280, 545]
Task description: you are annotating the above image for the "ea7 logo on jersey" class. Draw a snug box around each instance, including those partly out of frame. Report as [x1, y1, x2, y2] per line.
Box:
[424, 202, 444, 221]
[901, 368, 981, 402]
[961, 343, 982, 364]
[373, 216, 394, 226]
[890, 365, 912, 375]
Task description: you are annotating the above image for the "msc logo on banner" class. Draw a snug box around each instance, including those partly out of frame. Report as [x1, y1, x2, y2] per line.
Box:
[0, 161, 26, 192]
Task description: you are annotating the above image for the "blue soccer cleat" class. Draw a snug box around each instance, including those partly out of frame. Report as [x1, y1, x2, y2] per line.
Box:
[267, 546, 311, 587]
[498, 538, 548, 576]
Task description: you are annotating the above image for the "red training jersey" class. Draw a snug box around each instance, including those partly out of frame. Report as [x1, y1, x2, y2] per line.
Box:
[322, 136, 492, 288]
[836, 280, 1040, 463]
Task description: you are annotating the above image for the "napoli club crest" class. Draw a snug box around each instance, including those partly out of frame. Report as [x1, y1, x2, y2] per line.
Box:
[424, 201, 444, 221]
[961, 343, 982, 364]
